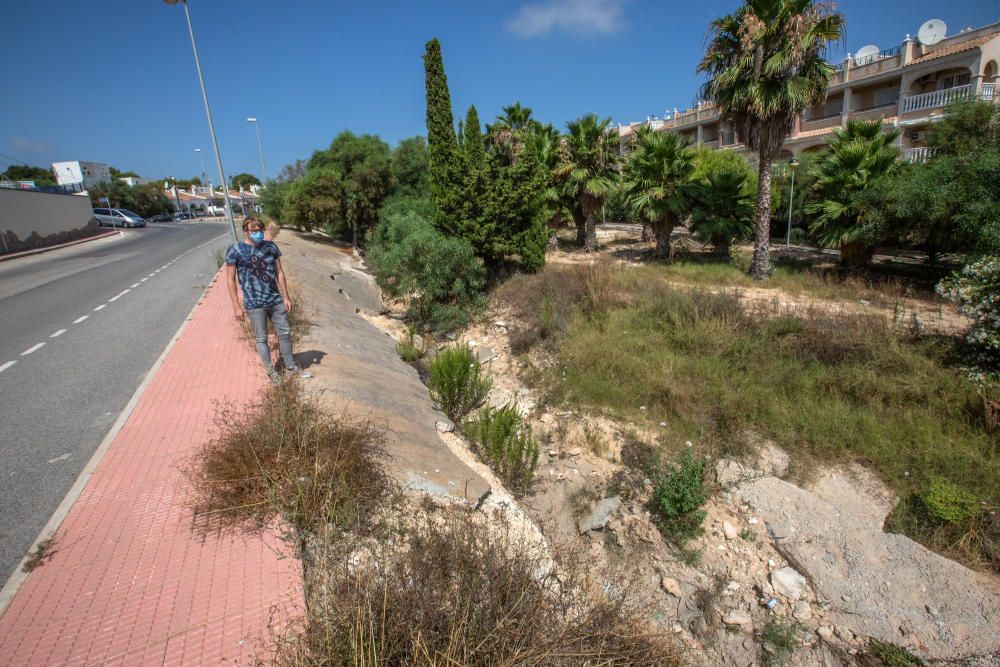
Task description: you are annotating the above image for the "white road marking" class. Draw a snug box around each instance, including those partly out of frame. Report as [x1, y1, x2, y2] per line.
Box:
[148, 273, 155, 278]
[73, 315, 89, 324]
[161, 265, 168, 269]
[140, 277, 148, 282]
[108, 294, 122, 302]
[94, 304, 106, 311]
[21, 343, 45, 356]
[0, 361, 15, 374]
[130, 283, 140, 288]
[48, 453, 71, 464]
[50, 329, 67, 338]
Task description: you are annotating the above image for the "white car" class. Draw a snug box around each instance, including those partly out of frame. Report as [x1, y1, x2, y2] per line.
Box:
[93, 208, 146, 228]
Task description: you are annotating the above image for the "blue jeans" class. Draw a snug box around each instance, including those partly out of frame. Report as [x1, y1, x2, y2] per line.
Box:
[246, 302, 298, 373]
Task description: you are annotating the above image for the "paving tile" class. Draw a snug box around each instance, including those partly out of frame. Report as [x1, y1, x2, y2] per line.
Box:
[0, 278, 303, 665]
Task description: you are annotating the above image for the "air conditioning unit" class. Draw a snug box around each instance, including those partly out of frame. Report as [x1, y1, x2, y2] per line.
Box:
[909, 130, 928, 141]
[917, 73, 937, 84]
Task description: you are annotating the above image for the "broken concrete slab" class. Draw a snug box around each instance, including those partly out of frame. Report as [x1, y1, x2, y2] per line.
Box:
[277, 231, 490, 504]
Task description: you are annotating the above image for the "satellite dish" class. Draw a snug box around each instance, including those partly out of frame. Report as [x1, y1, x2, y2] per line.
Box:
[917, 19, 947, 45]
[855, 44, 880, 61]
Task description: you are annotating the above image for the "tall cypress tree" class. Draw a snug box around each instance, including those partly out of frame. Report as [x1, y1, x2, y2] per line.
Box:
[423, 38, 463, 234]
[463, 105, 486, 169]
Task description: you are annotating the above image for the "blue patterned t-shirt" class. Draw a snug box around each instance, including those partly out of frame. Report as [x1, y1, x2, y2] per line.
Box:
[224, 241, 283, 309]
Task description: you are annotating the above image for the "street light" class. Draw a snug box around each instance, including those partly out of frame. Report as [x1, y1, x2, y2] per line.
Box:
[246, 117, 268, 184]
[785, 158, 799, 247]
[163, 0, 239, 242]
[194, 148, 208, 186]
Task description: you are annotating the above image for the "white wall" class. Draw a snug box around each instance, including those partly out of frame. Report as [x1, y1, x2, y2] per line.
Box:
[0, 189, 96, 251]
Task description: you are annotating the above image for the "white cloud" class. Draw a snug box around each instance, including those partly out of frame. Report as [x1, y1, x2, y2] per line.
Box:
[505, 0, 628, 38]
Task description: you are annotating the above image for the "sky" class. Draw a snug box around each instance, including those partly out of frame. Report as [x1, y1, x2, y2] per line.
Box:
[2, 0, 997, 183]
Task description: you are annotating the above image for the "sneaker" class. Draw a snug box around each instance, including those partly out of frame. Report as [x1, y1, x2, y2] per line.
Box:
[267, 369, 280, 384]
[287, 366, 313, 379]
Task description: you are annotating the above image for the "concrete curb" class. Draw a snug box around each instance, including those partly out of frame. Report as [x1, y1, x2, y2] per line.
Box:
[0, 268, 224, 618]
[0, 230, 122, 262]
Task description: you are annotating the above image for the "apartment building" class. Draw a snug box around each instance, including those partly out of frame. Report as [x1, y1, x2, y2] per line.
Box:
[618, 19, 1000, 163]
[51, 160, 111, 190]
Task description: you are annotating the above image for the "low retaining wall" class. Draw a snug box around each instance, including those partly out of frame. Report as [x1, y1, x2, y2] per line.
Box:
[0, 188, 99, 254]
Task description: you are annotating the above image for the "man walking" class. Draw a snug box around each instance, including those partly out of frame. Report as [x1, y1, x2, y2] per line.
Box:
[225, 217, 312, 382]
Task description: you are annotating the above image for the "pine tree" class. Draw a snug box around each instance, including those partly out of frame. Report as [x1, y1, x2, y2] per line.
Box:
[423, 38, 464, 234]
[463, 106, 486, 169]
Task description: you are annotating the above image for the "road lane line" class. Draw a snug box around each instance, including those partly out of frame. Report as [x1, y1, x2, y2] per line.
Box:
[73, 315, 89, 324]
[21, 343, 45, 356]
[94, 304, 106, 311]
[108, 294, 122, 302]
[0, 361, 15, 374]
[130, 283, 140, 288]
[140, 277, 148, 282]
[50, 329, 67, 338]
[148, 273, 155, 278]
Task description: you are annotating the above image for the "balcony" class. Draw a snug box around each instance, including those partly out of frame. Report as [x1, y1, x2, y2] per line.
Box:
[701, 139, 719, 149]
[904, 147, 933, 163]
[901, 83, 996, 113]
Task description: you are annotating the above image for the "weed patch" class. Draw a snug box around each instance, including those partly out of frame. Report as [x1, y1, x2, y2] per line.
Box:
[653, 448, 709, 543]
[859, 639, 923, 666]
[427, 345, 492, 421]
[184, 380, 393, 538]
[761, 617, 800, 665]
[466, 403, 539, 494]
[530, 264, 999, 570]
[22, 535, 58, 573]
[270, 508, 679, 666]
[395, 324, 424, 363]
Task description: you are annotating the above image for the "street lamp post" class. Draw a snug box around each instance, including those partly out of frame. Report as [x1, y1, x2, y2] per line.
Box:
[163, 0, 239, 242]
[246, 117, 268, 184]
[171, 176, 182, 213]
[194, 148, 208, 186]
[785, 158, 799, 247]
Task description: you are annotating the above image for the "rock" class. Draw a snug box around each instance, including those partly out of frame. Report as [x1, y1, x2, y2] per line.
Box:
[835, 626, 854, 642]
[577, 496, 621, 534]
[487, 387, 514, 409]
[660, 577, 683, 598]
[792, 601, 812, 621]
[770, 567, 807, 600]
[722, 520, 739, 540]
[716, 459, 747, 486]
[722, 609, 753, 628]
[476, 345, 497, 364]
[568, 447, 582, 457]
[816, 626, 834, 640]
[753, 442, 790, 477]
[435, 420, 454, 433]
[767, 519, 794, 541]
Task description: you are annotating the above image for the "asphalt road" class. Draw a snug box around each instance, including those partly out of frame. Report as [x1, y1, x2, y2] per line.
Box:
[0, 222, 234, 583]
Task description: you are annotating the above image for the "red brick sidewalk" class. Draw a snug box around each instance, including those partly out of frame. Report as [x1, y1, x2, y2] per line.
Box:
[0, 275, 302, 665]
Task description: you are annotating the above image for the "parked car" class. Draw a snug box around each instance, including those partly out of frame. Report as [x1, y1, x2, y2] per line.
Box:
[148, 212, 173, 222]
[172, 211, 194, 221]
[93, 208, 147, 228]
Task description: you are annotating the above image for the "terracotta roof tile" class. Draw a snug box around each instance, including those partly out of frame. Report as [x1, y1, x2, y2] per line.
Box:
[910, 34, 993, 65]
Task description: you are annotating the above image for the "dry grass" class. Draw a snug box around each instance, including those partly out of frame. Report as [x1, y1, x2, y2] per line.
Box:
[183, 380, 394, 539]
[266, 507, 680, 666]
[22, 535, 58, 573]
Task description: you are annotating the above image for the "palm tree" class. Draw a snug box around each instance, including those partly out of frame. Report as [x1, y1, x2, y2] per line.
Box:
[558, 114, 621, 252]
[524, 123, 571, 248]
[622, 127, 697, 260]
[690, 167, 754, 257]
[487, 102, 538, 165]
[806, 119, 901, 268]
[699, 0, 844, 280]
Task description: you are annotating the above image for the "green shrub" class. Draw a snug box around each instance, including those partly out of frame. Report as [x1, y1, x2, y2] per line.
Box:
[395, 325, 424, 363]
[864, 639, 922, 666]
[427, 346, 492, 421]
[653, 448, 708, 542]
[921, 478, 979, 526]
[368, 200, 487, 331]
[466, 404, 539, 493]
[761, 618, 800, 665]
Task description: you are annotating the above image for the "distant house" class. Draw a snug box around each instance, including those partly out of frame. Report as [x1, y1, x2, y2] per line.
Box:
[118, 176, 154, 187]
[51, 161, 111, 190]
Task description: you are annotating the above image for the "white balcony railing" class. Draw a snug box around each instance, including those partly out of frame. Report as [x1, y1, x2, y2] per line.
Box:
[902, 83, 996, 113]
[904, 147, 933, 163]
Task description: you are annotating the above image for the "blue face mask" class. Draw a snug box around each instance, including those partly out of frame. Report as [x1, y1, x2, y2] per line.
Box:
[249, 230, 265, 243]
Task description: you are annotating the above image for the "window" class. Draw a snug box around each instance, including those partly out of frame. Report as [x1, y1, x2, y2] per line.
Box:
[941, 72, 971, 89]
